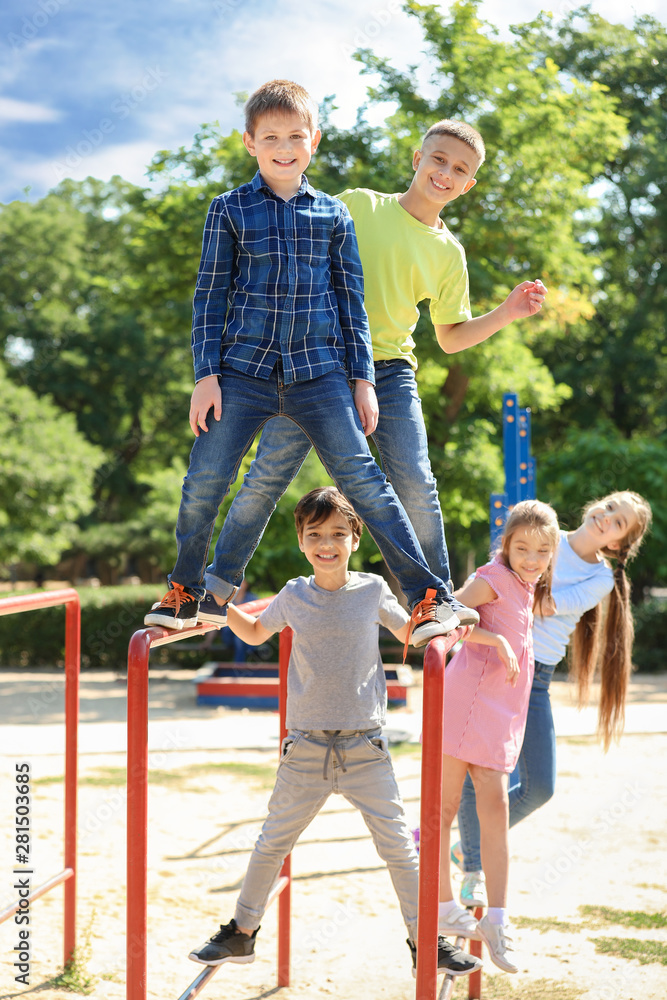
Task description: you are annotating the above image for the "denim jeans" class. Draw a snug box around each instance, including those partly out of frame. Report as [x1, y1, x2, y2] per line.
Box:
[457, 660, 558, 871]
[206, 360, 453, 597]
[171, 365, 446, 607]
[235, 729, 419, 938]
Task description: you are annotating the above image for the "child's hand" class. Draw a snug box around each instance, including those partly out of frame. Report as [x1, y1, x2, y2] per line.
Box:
[497, 637, 520, 687]
[189, 375, 222, 436]
[354, 380, 379, 436]
[505, 279, 548, 320]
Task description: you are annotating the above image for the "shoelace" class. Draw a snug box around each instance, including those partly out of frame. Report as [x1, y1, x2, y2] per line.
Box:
[156, 583, 195, 614]
[403, 587, 438, 661]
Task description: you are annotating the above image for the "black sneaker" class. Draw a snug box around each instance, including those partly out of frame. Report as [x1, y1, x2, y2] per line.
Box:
[144, 583, 199, 630]
[197, 592, 228, 627]
[188, 918, 259, 966]
[407, 935, 483, 978]
[410, 589, 461, 648]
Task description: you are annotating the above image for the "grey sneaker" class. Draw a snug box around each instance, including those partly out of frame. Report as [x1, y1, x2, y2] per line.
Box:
[477, 915, 518, 973]
[448, 599, 480, 627]
[197, 592, 228, 627]
[407, 936, 483, 978]
[188, 918, 258, 966]
[410, 589, 460, 648]
[460, 870, 488, 908]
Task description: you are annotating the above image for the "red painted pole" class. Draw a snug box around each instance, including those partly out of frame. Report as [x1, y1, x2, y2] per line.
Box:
[63, 596, 80, 968]
[127, 629, 152, 1000]
[277, 627, 293, 987]
[0, 588, 80, 971]
[416, 637, 446, 1000]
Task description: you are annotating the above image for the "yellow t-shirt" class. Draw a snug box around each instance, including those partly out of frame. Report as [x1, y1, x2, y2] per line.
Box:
[338, 188, 471, 369]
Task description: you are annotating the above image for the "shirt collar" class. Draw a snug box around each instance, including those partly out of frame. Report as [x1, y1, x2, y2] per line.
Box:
[250, 170, 316, 200]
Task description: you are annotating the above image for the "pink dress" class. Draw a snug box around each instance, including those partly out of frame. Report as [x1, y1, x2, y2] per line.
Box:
[442, 557, 535, 772]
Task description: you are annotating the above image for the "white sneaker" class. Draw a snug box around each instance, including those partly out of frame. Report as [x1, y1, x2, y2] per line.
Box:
[477, 915, 518, 973]
[460, 870, 488, 908]
[438, 903, 480, 939]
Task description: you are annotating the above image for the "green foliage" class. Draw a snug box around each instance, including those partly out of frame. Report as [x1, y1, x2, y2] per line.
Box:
[0, 1, 665, 598]
[0, 364, 104, 566]
[632, 601, 667, 672]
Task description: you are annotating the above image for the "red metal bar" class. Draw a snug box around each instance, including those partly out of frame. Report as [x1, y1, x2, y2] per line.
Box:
[0, 868, 73, 923]
[416, 630, 469, 1000]
[0, 587, 80, 969]
[467, 907, 484, 999]
[277, 627, 293, 988]
[126, 599, 288, 1000]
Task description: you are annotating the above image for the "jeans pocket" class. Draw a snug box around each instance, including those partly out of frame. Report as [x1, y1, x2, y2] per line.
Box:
[363, 734, 389, 758]
[279, 733, 301, 764]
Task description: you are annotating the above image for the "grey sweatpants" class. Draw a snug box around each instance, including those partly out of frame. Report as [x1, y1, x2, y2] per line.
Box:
[234, 728, 419, 939]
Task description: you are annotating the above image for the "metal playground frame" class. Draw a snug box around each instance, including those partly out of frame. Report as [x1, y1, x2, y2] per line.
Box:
[125, 613, 482, 1000]
[0, 588, 80, 971]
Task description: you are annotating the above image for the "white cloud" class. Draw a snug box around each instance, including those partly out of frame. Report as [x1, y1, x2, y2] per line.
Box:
[0, 96, 62, 124]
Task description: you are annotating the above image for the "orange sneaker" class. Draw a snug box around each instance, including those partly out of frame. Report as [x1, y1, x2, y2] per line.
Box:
[409, 589, 460, 649]
[144, 582, 199, 630]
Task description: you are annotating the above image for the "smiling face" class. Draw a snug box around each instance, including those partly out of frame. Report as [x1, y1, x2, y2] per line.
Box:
[243, 111, 321, 199]
[505, 526, 554, 585]
[298, 511, 360, 590]
[410, 134, 480, 211]
[581, 496, 639, 553]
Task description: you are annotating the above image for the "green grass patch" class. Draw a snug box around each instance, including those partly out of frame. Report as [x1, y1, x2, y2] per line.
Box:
[481, 975, 582, 999]
[513, 915, 582, 934]
[579, 905, 667, 929]
[591, 936, 667, 965]
[386, 741, 421, 758]
[636, 882, 667, 893]
[49, 917, 96, 994]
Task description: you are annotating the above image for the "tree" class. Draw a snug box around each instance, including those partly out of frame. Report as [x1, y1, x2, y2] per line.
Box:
[0, 364, 104, 568]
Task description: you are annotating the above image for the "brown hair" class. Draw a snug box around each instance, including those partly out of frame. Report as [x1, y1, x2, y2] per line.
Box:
[422, 119, 486, 167]
[294, 487, 363, 540]
[498, 500, 560, 616]
[569, 491, 652, 749]
[244, 79, 319, 137]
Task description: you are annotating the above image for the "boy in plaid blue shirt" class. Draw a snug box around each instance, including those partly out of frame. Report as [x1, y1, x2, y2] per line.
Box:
[146, 80, 466, 647]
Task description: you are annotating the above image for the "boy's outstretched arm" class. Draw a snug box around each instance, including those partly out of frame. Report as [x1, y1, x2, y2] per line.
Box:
[226, 604, 275, 646]
[435, 278, 547, 355]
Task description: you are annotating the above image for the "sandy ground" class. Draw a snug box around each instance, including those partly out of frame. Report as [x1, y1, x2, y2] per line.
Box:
[0, 666, 666, 1000]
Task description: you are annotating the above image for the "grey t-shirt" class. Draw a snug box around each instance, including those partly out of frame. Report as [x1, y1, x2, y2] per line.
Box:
[259, 572, 409, 730]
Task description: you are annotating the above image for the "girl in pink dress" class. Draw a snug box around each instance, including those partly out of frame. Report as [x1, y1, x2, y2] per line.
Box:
[437, 500, 560, 974]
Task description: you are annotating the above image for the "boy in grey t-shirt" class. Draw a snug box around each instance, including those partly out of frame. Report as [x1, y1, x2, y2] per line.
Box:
[188, 487, 481, 980]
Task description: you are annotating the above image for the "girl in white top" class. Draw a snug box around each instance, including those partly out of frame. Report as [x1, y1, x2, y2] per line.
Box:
[456, 490, 653, 914]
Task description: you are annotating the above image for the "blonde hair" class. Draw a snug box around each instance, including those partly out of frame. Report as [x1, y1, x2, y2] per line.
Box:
[422, 119, 486, 167]
[498, 500, 560, 616]
[569, 491, 652, 749]
[245, 79, 318, 137]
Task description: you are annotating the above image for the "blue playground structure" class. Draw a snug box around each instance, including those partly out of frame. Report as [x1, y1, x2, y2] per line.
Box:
[490, 392, 536, 551]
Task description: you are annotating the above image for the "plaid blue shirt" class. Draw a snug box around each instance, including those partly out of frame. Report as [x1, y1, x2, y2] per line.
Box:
[191, 171, 375, 385]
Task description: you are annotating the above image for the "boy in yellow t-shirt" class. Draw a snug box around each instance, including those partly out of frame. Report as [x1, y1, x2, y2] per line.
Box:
[197, 120, 547, 627]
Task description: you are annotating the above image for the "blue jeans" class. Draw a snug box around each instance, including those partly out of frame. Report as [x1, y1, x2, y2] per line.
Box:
[171, 365, 447, 607]
[207, 360, 453, 596]
[457, 660, 557, 871]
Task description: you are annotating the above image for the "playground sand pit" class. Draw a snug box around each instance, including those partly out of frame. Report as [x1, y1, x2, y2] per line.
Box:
[0, 668, 666, 1000]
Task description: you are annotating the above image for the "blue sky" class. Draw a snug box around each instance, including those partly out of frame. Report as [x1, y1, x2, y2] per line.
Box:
[0, 0, 664, 203]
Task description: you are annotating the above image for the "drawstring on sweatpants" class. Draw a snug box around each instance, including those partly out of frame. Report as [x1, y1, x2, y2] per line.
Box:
[322, 730, 347, 779]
